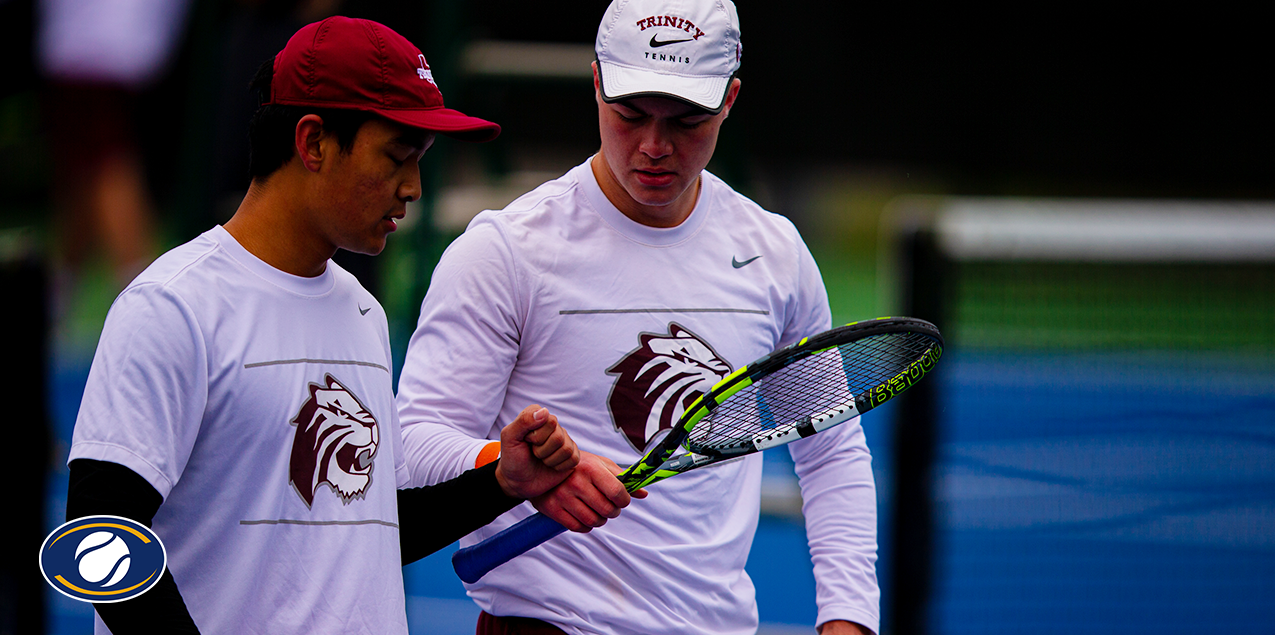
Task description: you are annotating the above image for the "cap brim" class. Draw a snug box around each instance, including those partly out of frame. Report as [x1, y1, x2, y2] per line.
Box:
[597, 60, 732, 114]
[374, 107, 501, 142]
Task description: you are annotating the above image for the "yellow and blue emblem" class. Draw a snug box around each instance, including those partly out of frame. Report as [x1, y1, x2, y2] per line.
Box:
[39, 515, 167, 603]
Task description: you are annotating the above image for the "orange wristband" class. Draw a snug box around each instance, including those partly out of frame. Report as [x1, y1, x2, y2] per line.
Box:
[475, 441, 501, 468]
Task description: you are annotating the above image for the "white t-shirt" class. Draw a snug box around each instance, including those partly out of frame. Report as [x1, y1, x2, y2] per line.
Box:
[71, 226, 410, 635]
[397, 160, 880, 634]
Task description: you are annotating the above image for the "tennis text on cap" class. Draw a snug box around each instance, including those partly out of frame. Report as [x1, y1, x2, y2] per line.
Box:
[644, 52, 692, 64]
[39, 515, 168, 603]
[635, 15, 705, 40]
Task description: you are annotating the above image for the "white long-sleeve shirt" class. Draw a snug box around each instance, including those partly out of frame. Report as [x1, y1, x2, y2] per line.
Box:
[397, 160, 879, 634]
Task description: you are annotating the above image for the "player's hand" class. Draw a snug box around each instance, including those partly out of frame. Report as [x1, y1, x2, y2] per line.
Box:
[494, 405, 581, 500]
[530, 452, 647, 533]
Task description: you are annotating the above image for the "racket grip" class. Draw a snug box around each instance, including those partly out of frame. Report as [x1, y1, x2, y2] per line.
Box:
[452, 512, 568, 584]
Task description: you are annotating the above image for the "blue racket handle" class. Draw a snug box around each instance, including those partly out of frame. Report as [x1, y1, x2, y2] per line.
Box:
[452, 512, 567, 584]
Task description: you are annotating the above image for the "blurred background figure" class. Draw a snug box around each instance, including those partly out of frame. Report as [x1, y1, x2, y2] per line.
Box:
[35, 0, 359, 308]
[37, 0, 194, 288]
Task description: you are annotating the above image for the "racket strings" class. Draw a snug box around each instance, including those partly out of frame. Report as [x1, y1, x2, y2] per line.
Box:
[687, 331, 936, 453]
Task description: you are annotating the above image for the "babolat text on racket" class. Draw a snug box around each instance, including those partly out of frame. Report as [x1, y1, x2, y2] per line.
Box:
[452, 316, 943, 584]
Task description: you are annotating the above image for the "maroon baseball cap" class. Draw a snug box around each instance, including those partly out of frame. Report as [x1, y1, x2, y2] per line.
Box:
[267, 16, 499, 142]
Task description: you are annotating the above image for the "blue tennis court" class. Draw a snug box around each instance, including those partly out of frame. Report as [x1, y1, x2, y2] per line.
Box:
[928, 351, 1275, 634]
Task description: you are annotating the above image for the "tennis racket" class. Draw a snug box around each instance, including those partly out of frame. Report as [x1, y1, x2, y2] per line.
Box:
[453, 316, 943, 584]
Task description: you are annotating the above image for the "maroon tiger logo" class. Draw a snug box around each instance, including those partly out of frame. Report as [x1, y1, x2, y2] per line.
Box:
[289, 374, 379, 507]
[606, 323, 731, 453]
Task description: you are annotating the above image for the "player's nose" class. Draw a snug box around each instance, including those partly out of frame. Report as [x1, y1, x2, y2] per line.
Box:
[399, 162, 422, 202]
[638, 124, 673, 160]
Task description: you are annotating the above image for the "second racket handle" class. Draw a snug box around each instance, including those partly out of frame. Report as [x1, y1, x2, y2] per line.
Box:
[452, 512, 567, 584]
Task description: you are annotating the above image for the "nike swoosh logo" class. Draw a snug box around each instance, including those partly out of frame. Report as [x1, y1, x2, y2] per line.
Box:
[732, 256, 762, 268]
[650, 34, 693, 48]
[359, 306, 371, 316]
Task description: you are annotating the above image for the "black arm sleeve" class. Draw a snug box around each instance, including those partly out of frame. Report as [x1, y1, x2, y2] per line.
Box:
[397, 460, 524, 565]
[66, 459, 201, 635]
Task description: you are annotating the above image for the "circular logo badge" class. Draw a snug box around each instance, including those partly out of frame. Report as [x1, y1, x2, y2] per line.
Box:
[39, 515, 168, 603]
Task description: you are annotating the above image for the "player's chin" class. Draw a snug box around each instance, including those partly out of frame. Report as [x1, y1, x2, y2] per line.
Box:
[347, 237, 389, 257]
[627, 185, 684, 208]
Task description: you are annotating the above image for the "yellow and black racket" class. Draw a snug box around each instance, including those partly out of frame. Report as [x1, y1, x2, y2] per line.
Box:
[453, 316, 943, 584]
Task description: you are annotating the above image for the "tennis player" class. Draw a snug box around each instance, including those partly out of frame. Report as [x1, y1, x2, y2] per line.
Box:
[395, 1, 879, 633]
[66, 17, 629, 634]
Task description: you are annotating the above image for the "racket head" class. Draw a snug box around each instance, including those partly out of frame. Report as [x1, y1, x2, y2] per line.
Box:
[684, 317, 943, 459]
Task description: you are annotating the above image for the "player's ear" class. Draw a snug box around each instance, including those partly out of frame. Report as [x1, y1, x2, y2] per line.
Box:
[295, 114, 327, 173]
[720, 78, 741, 119]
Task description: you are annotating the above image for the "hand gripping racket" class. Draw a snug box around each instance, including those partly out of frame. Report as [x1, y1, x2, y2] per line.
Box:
[452, 316, 943, 584]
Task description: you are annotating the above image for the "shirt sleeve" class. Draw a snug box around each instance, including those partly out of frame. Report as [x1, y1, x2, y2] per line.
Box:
[784, 233, 882, 634]
[778, 226, 835, 348]
[396, 219, 526, 487]
[69, 283, 208, 499]
[66, 459, 201, 634]
[790, 419, 881, 634]
[397, 460, 522, 564]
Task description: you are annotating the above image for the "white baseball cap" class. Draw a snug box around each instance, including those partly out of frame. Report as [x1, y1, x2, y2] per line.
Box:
[594, 0, 742, 114]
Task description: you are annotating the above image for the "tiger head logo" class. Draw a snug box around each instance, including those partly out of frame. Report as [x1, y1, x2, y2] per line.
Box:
[289, 374, 379, 507]
[606, 323, 732, 453]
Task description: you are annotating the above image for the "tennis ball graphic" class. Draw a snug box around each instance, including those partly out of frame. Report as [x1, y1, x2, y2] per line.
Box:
[75, 531, 131, 587]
